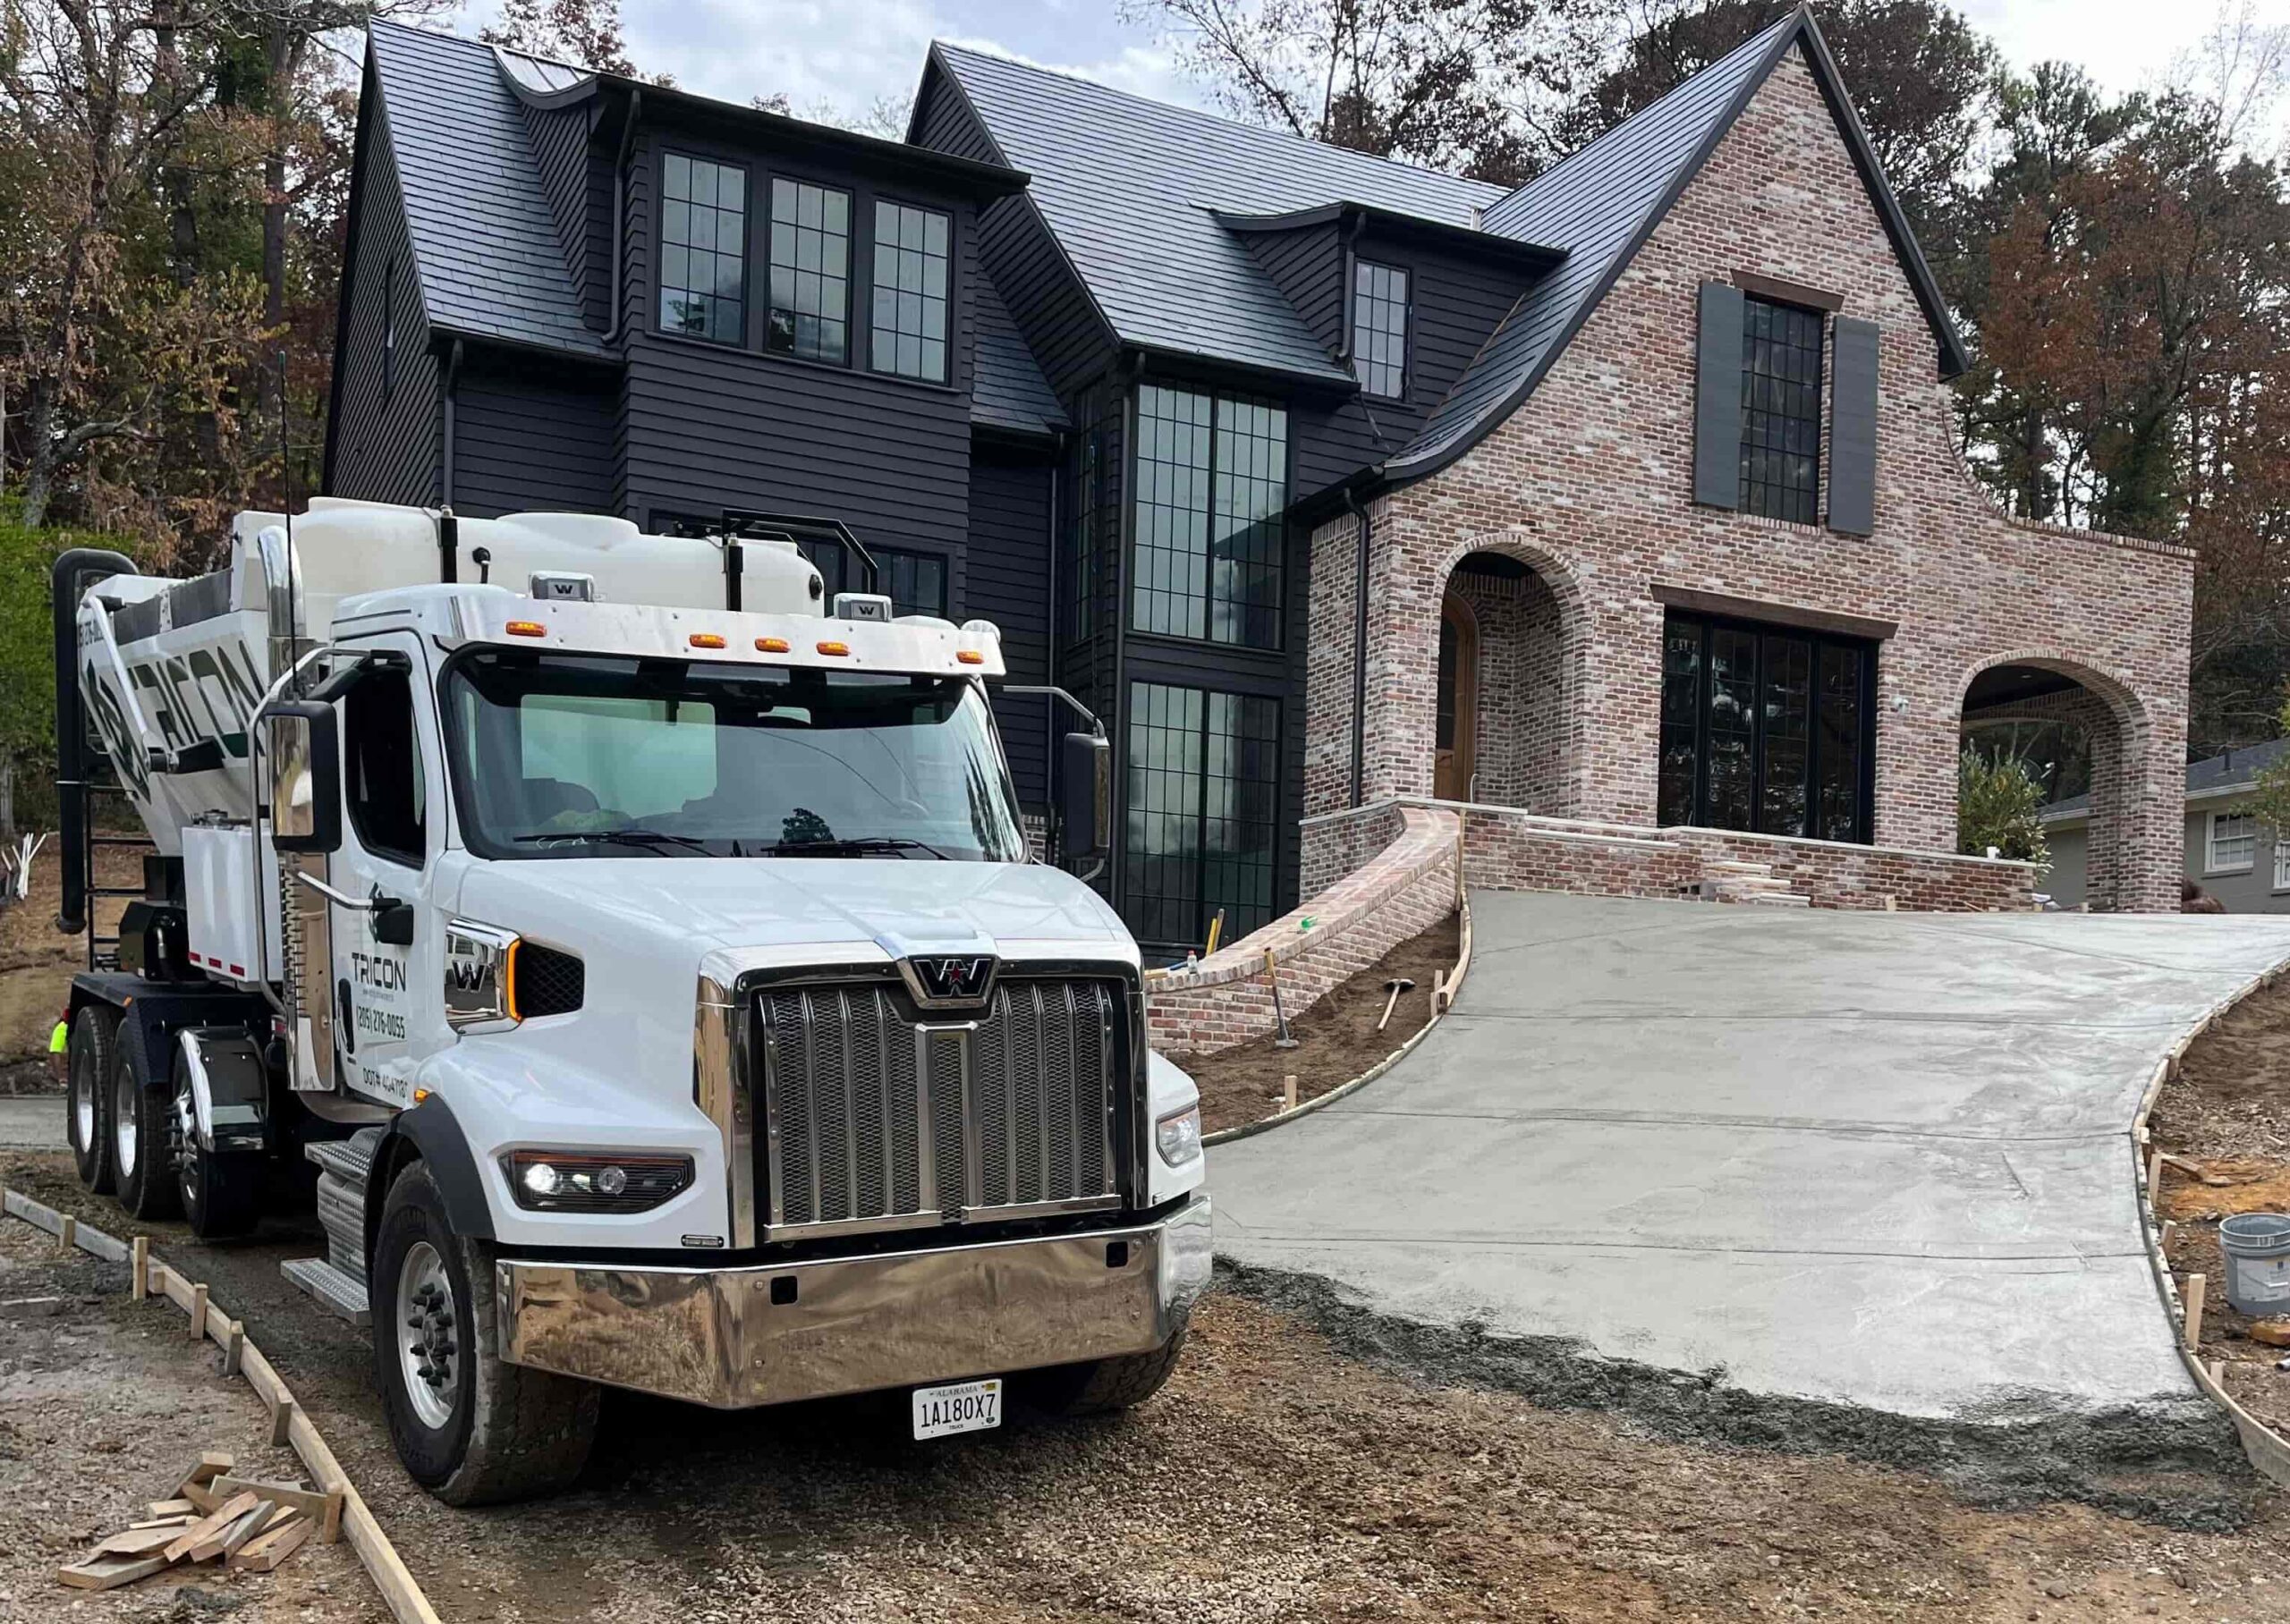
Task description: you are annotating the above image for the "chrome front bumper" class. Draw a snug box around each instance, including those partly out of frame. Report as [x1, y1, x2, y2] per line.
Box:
[495, 1195, 1213, 1408]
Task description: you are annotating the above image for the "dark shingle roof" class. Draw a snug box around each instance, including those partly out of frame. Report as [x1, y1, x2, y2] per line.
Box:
[368, 22, 609, 359]
[366, 23, 1064, 431]
[2044, 737, 2290, 822]
[930, 43, 1507, 382]
[971, 273, 1067, 436]
[1390, 14, 1792, 472]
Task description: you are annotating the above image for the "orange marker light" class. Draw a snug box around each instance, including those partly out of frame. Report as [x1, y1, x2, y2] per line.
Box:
[956, 649, 985, 665]
[503, 939, 522, 1023]
[688, 632, 727, 649]
[506, 621, 547, 638]
[816, 640, 851, 656]
[755, 636, 791, 654]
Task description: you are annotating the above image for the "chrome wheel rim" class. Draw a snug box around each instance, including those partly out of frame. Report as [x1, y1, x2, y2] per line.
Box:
[112, 1061, 137, 1179]
[396, 1242, 459, 1431]
[71, 1052, 95, 1154]
[172, 1078, 197, 1211]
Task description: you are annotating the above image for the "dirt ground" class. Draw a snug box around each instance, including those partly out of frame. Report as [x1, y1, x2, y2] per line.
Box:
[0, 1215, 382, 1621]
[12, 1148, 2290, 1621]
[2151, 973, 2290, 1438]
[1188, 913, 1460, 1134]
[0, 836, 137, 1079]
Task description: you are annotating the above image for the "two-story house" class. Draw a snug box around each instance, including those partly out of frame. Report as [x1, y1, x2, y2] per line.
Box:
[327, 7, 2193, 954]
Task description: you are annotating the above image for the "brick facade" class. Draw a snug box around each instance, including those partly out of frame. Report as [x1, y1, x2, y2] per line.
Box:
[1302, 50, 2192, 914]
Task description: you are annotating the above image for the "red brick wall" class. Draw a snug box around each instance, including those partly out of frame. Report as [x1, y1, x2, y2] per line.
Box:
[1664, 826, 2038, 911]
[1303, 46, 2192, 912]
[1463, 813, 1704, 899]
[1151, 805, 1457, 1058]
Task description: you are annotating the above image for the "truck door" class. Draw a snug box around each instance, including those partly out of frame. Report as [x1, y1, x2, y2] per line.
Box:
[327, 633, 440, 1106]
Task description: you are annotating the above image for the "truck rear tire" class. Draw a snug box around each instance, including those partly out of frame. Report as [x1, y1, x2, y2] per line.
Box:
[66, 1007, 119, 1194]
[1020, 1321, 1190, 1418]
[168, 1046, 258, 1238]
[114, 1039, 182, 1221]
[373, 1162, 598, 1505]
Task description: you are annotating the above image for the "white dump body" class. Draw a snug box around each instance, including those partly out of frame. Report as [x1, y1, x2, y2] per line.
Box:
[73, 499, 829, 855]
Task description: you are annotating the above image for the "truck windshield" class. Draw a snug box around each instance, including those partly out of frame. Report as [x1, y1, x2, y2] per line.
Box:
[441, 650, 1028, 862]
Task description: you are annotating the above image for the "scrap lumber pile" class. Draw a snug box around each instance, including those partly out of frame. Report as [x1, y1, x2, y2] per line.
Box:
[56, 1449, 343, 1593]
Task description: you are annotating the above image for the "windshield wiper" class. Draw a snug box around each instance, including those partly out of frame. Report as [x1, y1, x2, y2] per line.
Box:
[761, 836, 951, 860]
[512, 829, 715, 856]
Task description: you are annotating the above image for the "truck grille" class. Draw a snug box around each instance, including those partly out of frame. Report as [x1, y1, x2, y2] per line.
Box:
[756, 975, 1124, 1237]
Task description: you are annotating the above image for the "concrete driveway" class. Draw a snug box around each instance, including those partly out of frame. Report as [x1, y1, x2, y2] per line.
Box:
[1211, 891, 2290, 1424]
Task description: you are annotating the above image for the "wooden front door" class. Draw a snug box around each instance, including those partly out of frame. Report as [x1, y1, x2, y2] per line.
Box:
[1435, 595, 1478, 801]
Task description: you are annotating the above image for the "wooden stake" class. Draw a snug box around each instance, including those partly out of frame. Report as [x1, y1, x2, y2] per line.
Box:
[1281, 1075, 1298, 1112]
[57, 1214, 74, 1254]
[2161, 1219, 2178, 1248]
[131, 1235, 148, 1300]
[223, 1318, 244, 1376]
[2185, 1272, 2209, 1353]
[2148, 1148, 2163, 1196]
[188, 1281, 208, 1341]
[270, 1395, 297, 1448]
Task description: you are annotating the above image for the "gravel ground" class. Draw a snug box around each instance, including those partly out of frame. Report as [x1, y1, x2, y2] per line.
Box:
[11, 1146, 2290, 1622]
[0, 1217, 382, 1621]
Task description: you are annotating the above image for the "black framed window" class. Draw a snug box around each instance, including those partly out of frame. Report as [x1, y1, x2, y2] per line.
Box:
[660, 153, 747, 344]
[1658, 611, 1871, 843]
[1740, 295, 1824, 522]
[767, 178, 850, 363]
[1123, 681, 1279, 948]
[870, 200, 950, 383]
[1352, 259, 1410, 399]
[803, 539, 947, 618]
[1131, 385, 1285, 648]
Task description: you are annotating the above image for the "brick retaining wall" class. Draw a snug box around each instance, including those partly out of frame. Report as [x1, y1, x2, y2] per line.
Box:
[1664, 826, 2039, 911]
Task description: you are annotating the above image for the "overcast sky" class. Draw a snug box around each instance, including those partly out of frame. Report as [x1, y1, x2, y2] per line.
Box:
[458, 0, 2290, 140]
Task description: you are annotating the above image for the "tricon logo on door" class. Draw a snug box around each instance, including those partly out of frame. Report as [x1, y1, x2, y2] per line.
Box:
[900, 954, 998, 1010]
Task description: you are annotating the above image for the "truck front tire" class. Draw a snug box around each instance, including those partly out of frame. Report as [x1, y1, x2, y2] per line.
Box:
[373, 1162, 598, 1505]
[1020, 1321, 1190, 1418]
[66, 1008, 119, 1194]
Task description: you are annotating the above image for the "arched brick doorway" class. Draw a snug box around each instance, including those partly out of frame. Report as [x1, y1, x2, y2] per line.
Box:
[1437, 547, 1577, 815]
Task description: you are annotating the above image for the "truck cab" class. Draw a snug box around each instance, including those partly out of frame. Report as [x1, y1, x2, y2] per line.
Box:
[53, 501, 1210, 1503]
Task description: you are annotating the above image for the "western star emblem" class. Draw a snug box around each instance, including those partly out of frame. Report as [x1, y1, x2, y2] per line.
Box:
[902, 953, 998, 1010]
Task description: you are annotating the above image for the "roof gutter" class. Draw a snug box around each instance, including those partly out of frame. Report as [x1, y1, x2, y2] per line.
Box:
[602, 87, 643, 346]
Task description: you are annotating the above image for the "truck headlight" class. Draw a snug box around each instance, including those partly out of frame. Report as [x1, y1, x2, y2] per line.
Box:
[503, 1150, 694, 1214]
[1155, 1104, 1202, 1169]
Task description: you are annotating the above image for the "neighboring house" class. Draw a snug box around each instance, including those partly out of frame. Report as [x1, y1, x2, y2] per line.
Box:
[2042, 740, 2290, 912]
[326, 4, 2193, 952]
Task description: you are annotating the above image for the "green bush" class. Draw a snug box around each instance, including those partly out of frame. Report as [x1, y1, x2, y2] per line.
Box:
[0, 507, 137, 838]
[1958, 744, 2050, 865]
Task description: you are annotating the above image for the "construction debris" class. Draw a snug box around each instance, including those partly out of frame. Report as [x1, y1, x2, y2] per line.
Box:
[54, 1448, 325, 1594]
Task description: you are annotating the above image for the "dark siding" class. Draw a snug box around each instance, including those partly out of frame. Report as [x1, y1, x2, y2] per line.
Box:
[1235, 224, 1343, 357]
[913, 65, 1116, 402]
[522, 101, 603, 329]
[968, 448, 1056, 808]
[329, 93, 440, 508]
[450, 354, 615, 518]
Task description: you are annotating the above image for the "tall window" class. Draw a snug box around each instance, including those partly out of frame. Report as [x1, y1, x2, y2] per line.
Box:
[2209, 812, 2256, 873]
[1658, 612, 1871, 844]
[1124, 681, 1279, 947]
[1352, 260, 1410, 399]
[804, 539, 947, 618]
[1740, 295, 1823, 523]
[1131, 385, 1286, 648]
[871, 201, 950, 383]
[660, 154, 746, 343]
[768, 179, 850, 363]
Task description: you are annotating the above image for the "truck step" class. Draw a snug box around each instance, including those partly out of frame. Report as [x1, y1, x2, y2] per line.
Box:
[306, 1126, 386, 1287]
[306, 1126, 385, 1185]
[280, 1257, 371, 1326]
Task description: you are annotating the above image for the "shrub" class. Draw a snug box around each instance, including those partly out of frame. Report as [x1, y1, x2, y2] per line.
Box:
[1958, 743, 2050, 865]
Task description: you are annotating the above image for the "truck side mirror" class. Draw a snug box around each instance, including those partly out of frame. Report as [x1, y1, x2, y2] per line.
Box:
[267, 701, 342, 854]
[1060, 732, 1110, 868]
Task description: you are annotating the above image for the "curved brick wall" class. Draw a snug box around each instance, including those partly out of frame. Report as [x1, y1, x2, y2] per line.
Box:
[1149, 805, 1460, 1058]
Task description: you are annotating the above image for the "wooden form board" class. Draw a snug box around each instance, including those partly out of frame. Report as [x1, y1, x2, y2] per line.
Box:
[0, 1190, 442, 1624]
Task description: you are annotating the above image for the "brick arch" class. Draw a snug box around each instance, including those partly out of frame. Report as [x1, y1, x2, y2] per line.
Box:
[1428, 529, 1590, 816]
[1956, 648, 2159, 911]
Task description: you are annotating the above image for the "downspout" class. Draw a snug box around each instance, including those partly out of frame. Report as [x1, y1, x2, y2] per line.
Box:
[1043, 432, 1064, 852]
[1335, 207, 1365, 369]
[1344, 482, 1370, 809]
[601, 89, 643, 345]
[439, 336, 463, 511]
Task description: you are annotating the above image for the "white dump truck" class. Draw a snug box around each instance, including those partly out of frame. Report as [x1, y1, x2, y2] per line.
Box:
[48, 499, 1209, 1502]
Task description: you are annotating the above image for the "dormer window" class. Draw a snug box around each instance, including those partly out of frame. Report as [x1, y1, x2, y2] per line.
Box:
[1352, 260, 1409, 399]
[661, 154, 748, 344]
[871, 201, 950, 383]
[1740, 295, 1823, 523]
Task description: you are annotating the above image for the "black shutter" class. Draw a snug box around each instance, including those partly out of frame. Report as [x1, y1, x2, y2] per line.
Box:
[1693, 281, 1744, 509]
[1828, 316, 1879, 536]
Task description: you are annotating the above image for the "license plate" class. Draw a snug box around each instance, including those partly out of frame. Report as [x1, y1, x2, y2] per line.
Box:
[912, 1377, 1002, 1440]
